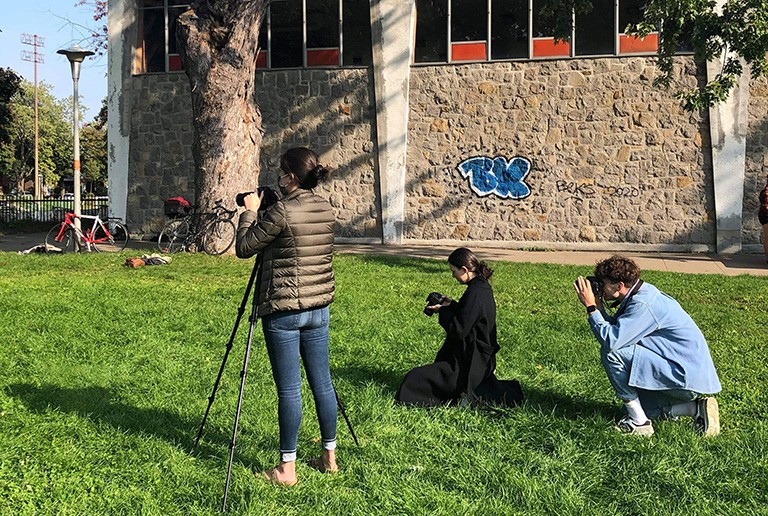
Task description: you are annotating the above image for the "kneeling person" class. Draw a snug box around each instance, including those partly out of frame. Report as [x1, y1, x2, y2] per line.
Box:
[396, 248, 522, 408]
[574, 255, 721, 437]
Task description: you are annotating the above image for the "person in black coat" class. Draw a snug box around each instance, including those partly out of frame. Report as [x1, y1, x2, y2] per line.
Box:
[396, 248, 522, 408]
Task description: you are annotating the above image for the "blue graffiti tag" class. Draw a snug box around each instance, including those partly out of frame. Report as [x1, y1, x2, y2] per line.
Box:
[457, 156, 532, 200]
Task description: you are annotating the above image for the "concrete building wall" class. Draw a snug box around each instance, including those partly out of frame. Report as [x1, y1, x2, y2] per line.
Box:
[405, 57, 715, 251]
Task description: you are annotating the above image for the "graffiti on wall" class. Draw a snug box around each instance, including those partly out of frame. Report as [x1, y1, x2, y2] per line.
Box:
[457, 156, 532, 200]
[555, 180, 651, 200]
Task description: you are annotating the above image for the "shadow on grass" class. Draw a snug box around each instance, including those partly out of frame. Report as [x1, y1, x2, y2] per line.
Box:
[520, 384, 617, 421]
[5, 383, 240, 459]
[333, 364, 403, 394]
[340, 253, 449, 275]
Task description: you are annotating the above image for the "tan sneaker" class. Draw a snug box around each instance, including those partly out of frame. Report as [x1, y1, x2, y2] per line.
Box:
[615, 416, 654, 436]
[694, 397, 720, 437]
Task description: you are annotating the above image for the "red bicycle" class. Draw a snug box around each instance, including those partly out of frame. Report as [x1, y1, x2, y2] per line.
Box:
[45, 211, 130, 253]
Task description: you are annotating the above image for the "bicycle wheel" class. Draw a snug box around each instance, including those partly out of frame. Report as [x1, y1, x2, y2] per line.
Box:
[45, 222, 77, 254]
[93, 220, 129, 252]
[202, 219, 236, 255]
[158, 219, 190, 253]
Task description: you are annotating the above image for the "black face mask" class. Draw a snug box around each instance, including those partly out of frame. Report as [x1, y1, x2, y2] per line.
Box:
[277, 173, 292, 195]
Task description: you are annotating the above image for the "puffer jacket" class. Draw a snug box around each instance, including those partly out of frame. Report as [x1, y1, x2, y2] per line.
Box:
[236, 189, 335, 317]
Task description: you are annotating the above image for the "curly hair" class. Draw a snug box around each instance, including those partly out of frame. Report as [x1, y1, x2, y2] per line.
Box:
[594, 255, 640, 285]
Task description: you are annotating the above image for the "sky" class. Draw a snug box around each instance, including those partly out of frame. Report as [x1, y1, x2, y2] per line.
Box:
[0, 0, 107, 119]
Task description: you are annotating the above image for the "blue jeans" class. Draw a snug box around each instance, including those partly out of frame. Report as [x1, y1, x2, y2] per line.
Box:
[601, 344, 699, 419]
[262, 306, 336, 462]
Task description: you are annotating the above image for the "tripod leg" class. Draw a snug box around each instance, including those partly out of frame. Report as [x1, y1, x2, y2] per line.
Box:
[193, 259, 259, 450]
[335, 388, 360, 448]
[222, 290, 260, 512]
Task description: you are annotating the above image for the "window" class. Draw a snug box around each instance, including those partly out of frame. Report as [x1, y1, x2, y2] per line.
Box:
[491, 0, 528, 60]
[415, 0, 448, 62]
[136, 0, 189, 73]
[575, 0, 614, 56]
[343, 0, 373, 65]
[271, 0, 304, 68]
[619, 0, 658, 53]
[414, 0, 665, 64]
[137, 0, 372, 73]
[451, 0, 487, 61]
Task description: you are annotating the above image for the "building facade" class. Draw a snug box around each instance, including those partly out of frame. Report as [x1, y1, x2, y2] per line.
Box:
[108, 0, 768, 253]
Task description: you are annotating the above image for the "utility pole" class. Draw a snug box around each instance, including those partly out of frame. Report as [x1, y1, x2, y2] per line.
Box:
[21, 33, 45, 199]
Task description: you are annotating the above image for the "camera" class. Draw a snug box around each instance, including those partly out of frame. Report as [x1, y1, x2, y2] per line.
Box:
[423, 292, 446, 316]
[586, 276, 602, 297]
[236, 186, 279, 211]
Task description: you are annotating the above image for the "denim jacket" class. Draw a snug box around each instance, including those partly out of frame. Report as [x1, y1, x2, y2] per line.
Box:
[588, 282, 721, 394]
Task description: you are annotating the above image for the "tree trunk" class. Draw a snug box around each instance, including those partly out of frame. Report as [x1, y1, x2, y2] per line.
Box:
[176, 1, 267, 253]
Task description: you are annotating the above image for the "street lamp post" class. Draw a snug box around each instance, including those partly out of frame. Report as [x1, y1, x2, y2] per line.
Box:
[57, 45, 95, 232]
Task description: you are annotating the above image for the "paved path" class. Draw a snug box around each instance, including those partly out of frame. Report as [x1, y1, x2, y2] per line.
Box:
[2, 232, 767, 276]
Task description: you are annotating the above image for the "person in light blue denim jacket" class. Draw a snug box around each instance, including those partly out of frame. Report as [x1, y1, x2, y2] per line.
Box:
[574, 255, 721, 437]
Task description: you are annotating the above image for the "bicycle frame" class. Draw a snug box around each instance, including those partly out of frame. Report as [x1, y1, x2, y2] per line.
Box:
[55, 211, 114, 252]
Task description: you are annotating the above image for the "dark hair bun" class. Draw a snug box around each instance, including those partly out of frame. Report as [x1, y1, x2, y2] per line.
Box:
[303, 164, 330, 189]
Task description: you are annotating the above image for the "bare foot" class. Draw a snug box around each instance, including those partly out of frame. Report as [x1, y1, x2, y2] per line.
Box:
[260, 461, 297, 486]
[308, 450, 338, 473]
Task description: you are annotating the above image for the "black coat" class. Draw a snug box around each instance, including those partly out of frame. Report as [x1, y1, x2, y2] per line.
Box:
[396, 275, 510, 407]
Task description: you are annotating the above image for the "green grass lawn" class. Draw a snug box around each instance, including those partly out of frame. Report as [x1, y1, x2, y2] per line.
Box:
[0, 252, 767, 515]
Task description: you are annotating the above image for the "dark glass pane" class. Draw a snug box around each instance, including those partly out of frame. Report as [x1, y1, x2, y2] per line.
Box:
[619, 0, 644, 33]
[168, 7, 188, 55]
[491, 0, 528, 59]
[533, 0, 557, 37]
[307, 0, 340, 48]
[415, 0, 448, 62]
[139, 0, 164, 7]
[575, 0, 614, 55]
[342, 0, 372, 65]
[140, 8, 165, 72]
[452, 0, 486, 42]
[271, 0, 304, 68]
[258, 18, 267, 52]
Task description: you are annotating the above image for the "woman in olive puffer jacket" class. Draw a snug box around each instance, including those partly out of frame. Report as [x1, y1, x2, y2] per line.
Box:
[236, 147, 337, 486]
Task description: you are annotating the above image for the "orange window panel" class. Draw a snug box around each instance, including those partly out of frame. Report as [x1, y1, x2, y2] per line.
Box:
[168, 54, 183, 71]
[532, 38, 570, 57]
[451, 42, 487, 62]
[619, 33, 658, 54]
[256, 50, 267, 69]
[307, 48, 339, 67]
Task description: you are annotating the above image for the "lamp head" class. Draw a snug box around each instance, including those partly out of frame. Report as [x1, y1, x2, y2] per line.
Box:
[57, 44, 95, 63]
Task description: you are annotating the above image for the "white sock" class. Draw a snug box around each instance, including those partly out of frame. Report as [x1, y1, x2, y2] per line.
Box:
[669, 401, 697, 418]
[624, 398, 649, 425]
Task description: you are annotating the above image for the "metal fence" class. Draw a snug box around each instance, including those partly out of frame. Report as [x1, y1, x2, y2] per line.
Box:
[0, 196, 109, 224]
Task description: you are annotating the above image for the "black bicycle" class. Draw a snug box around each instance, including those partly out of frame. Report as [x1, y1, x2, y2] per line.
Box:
[157, 199, 236, 255]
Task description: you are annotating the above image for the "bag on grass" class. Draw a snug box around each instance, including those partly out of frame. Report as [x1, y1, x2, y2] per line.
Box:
[124, 257, 145, 268]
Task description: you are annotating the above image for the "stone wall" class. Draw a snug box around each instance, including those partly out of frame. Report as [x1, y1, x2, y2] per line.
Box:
[406, 57, 715, 250]
[128, 73, 196, 232]
[257, 68, 379, 239]
[127, 69, 378, 237]
[744, 76, 768, 246]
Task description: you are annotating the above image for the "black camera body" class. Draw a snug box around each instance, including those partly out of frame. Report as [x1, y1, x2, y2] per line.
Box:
[235, 186, 279, 211]
[586, 276, 601, 297]
[423, 292, 446, 316]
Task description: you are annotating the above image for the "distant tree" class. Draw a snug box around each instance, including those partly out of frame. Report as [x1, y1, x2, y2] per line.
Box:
[80, 117, 107, 193]
[0, 81, 71, 193]
[0, 68, 22, 145]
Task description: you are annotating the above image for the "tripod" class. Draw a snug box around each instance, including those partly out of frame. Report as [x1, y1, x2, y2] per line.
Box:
[193, 257, 359, 512]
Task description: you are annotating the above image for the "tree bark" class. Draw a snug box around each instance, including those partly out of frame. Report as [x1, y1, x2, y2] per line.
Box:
[176, 1, 267, 252]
